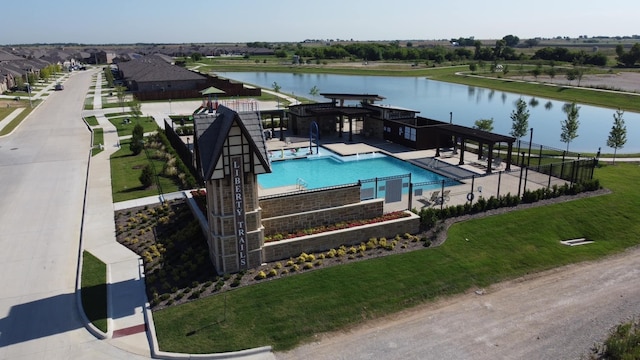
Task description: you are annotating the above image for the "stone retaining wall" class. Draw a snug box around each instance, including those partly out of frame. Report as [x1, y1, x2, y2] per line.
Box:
[263, 211, 420, 262]
[259, 185, 361, 218]
[262, 199, 383, 236]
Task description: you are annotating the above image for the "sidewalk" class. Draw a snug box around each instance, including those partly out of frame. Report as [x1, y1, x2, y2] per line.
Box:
[0, 107, 25, 133]
[82, 90, 151, 356]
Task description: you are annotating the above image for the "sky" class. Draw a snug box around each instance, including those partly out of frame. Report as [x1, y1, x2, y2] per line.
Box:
[2, 0, 639, 45]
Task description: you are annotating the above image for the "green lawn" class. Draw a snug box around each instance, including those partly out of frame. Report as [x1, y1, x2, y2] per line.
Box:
[153, 163, 640, 353]
[429, 71, 640, 113]
[108, 116, 158, 137]
[0, 104, 39, 136]
[84, 115, 99, 126]
[92, 128, 104, 156]
[81, 251, 108, 333]
[110, 138, 180, 202]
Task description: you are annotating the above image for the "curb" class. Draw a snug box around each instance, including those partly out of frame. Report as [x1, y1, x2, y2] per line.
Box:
[75, 120, 108, 340]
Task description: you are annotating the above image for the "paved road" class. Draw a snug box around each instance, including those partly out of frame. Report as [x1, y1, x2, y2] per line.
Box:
[277, 246, 640, 360]
[0, 70, 146, 359]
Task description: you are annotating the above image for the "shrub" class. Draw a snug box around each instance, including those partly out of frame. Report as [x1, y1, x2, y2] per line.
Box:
[303, 262, 313, 270]
[268, 269, 278, 277]
[255, 271, 267, 280]
[139, 164, 154, 188]
[274, 262, 283, 269]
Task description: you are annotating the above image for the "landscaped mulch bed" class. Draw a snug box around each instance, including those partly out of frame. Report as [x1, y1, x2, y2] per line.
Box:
[114, 199, 432, 311]
[115, 188, 610, 311]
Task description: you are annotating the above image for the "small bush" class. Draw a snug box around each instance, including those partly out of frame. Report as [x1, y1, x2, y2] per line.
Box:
[255, 271, 267, 280]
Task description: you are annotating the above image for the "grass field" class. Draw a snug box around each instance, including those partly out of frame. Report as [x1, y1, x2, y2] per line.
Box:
[108, 116, 158, 137]
[84, 115, 99, 126]
[91, 128, 104, 156]
[0, 103, 39, 136]
[110, 138, 180, 202]
[152, 163, 640, 353]
[81, 251, 108, 333]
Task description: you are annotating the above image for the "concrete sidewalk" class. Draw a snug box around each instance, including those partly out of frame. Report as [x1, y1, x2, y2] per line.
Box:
[82, 88, 151, 356]
[0, 107, 25, 133]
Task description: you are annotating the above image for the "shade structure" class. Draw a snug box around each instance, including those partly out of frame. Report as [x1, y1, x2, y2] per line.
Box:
[200, 86, 226, 95]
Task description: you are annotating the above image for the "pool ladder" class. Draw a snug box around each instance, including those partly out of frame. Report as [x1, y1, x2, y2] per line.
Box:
[296, 177, 308, 190]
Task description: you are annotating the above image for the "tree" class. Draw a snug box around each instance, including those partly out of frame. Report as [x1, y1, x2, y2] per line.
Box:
[510, 98, 530, 139]
[469, 63, 477, 72]
[531, 66, 541, 80]
[129, 123, 144, 155]
[115, 85, 127, 112]
[309, 85, 320, 97]
[560, 102, 580, 152]
[272, 82, 281, 108]
[130, 99, 142, 117]
[103, 67, 114, 87]
[190, 52, 203, 62]
[566, 69, 578, 84]
[606, 109, 627, 164]
[547, 66, 556, 80]
[473, 118, 494, 132]
[139, 164, 154, 188]
[502, 34, 520, 47]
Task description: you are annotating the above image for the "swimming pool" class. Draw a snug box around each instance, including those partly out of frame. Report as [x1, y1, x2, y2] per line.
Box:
[258, 150, 453, 190]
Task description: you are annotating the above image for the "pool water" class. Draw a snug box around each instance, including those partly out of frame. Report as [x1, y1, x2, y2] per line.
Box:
[258, 151, 451, 190]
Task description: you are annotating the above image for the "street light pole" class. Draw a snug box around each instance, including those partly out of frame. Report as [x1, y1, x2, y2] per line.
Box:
[26, 82, 32, 108]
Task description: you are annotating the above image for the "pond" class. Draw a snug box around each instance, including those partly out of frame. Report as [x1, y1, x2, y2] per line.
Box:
[216, 72, 640, 154]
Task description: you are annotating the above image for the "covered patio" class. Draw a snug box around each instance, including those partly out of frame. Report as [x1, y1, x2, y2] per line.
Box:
[433, 124, 516, 173]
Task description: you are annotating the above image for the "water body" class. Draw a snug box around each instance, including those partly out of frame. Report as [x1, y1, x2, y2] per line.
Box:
[216, 72, 640, 153]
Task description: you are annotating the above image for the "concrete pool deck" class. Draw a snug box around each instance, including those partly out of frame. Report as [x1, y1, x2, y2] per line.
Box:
[262, 134, 568, 212]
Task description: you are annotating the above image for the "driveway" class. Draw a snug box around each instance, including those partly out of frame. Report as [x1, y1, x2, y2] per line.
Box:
[0, 70, 146, 359]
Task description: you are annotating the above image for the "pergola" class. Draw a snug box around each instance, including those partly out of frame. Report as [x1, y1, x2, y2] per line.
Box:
[307, 107, 375, 141]
[433, 123, 516, 173]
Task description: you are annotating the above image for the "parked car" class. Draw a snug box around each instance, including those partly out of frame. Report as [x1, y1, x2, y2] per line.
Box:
[54, 83, 64, 91]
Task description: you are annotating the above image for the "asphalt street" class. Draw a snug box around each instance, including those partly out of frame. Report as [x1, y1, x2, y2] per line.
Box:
[0, 70, 147, 360]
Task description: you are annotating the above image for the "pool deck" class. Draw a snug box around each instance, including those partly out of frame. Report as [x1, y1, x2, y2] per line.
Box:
[262, 134, 566, 212]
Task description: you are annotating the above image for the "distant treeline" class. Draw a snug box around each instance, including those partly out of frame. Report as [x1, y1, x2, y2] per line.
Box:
[286, 42, 621, 66]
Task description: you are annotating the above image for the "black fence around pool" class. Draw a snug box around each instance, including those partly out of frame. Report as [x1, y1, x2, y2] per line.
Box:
[358, 157, 597, 212]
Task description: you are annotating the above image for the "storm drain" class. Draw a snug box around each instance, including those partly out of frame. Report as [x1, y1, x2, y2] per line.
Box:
[560, 238, 594, 246]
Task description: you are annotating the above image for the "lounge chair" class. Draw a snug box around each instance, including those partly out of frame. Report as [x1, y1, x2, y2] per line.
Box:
[436, 190, 451, 205]
[418, 190, 440, 208]
[428, 191, 440, 204]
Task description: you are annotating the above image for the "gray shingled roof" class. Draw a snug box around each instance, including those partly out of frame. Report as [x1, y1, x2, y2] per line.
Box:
[0, 50, 24, 62]
[195, 106, 270, 181]
[118, 54, 205, 83]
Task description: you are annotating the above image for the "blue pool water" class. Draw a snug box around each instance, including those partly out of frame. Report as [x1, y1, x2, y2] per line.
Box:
[258, 150, 451, 190]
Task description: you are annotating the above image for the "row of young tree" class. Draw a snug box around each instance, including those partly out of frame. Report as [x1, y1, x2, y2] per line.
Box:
[475, 100, 627, 163]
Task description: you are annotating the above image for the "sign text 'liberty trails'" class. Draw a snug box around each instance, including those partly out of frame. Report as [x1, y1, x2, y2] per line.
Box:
[231, 156, 248, 269]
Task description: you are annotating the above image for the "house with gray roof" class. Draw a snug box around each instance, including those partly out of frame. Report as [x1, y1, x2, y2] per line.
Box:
[117, 54, 208, 97]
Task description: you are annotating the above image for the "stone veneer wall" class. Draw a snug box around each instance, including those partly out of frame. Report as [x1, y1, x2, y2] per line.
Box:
[259, 185, 361, 218]
[263, 211, 420, 262]
[262, 199, 383, 236]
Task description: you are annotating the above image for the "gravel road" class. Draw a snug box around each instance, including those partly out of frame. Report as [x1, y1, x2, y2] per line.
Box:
[277, 246, 640, 360]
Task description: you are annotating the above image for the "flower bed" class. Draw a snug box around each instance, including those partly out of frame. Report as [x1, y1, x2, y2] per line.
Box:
[264, 211, 411, 242]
